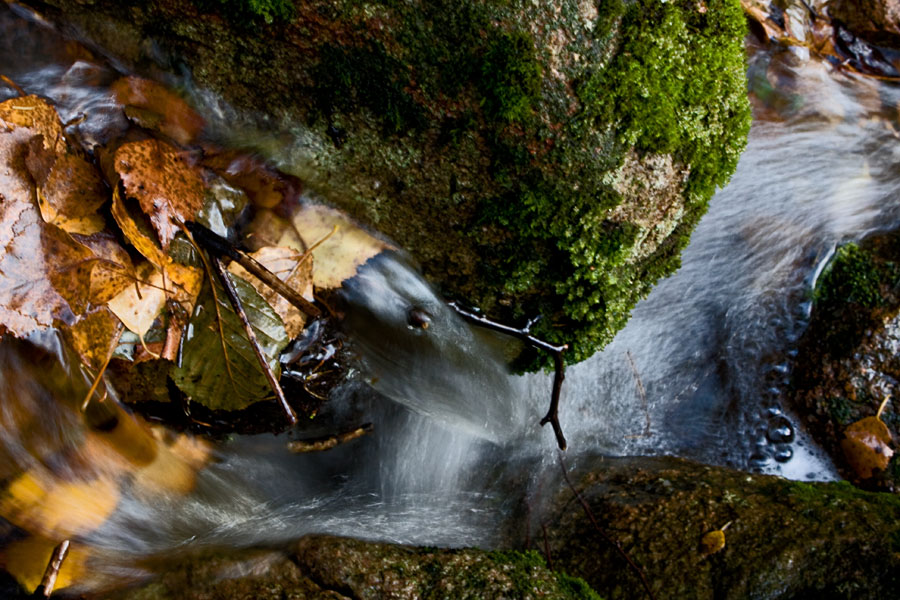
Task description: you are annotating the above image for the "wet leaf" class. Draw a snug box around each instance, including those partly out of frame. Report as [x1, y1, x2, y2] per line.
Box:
[203, 149, 302, 209]
[111, 75, 205, 145]
[111, 183, 171, 268]
[699, 521, 731, 557]
[30, 151, 107, 235]
[0, 95, 64, 153]
[1, 536, 91, 593]
[841, 415, 894, 479]
[66, 306, 122, 371]
[171, 274, 290, 411]
[76, 231, 135, 304]
[114, 138, 206, 250]
[106, 260, 202, 338]
[291, 203, 391, 289]
[131, 428, 212, 497]
[228, 246, 313, 338]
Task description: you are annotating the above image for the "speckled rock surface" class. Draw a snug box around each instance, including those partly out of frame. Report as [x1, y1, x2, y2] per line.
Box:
[535, 455, 900, 599]
[18, 0, 751, 368]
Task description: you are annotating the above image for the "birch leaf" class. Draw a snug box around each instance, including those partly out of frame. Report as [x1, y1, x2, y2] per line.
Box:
[171, 274, 289, 411]
[111, 75, 205, 145]
[841, 416, 894, 480]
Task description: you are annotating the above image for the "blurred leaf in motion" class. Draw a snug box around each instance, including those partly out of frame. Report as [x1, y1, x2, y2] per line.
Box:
[1, 536, 91, 593]
[111, 75, 205, 146]
[114, 138, 206, 250]
[172, 274, 289, 411]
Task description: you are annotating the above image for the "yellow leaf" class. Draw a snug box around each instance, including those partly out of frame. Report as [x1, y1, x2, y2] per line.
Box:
[291, 203, 392, 289]
[0, 471, 119, 539]
[841, 416, 894, 480]
[0, 95, 65, 153]
[1, 536, 91, 593]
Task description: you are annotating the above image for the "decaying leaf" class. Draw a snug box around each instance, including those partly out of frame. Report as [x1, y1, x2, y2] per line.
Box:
[171, 275, 290, 411]
[204, 149, 302, 209]
[0, 95, 65, 153]
[841, 415, 894, 480]
[111, 75, 205, 146]
[66, 306, 122, 371]
[699, 521, 731, 557]
[291, 203, 392, 289]
[30, 151, 107, 235]
[110, 184, 171, 269]
[76, 231, 135, 304]
[228, 246, 314, 338]
[114, 138, 206, 250]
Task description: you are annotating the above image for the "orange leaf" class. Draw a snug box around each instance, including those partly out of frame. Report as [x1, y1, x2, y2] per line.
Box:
[111, 75, 205, 145]
[114, 138, 206, 250]
[841, 416, 894, 480]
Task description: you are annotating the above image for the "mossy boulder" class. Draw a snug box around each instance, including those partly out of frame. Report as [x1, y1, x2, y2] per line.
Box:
[534, 455, 900, 599]
[790, 233, 900, 489]
[23, 0, 750, 367]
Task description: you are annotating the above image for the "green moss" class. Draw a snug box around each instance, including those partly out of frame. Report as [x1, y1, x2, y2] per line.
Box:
[827, 396, 853, 425]
[486, 550, 603, 599]
[196, 0, 295, 24]
[479, 31, 542, 123]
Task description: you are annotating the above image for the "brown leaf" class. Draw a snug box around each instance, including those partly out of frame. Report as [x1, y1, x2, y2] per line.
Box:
[76, 231, 135, 304]
[111, 75, 205, 145]
[114, 138, 206, 250]
[66, 306, 122, 371]
[110, 183, 171, 268]
[106, 260, 202, 337]
[0, 127, 96, 335]
[30, 151, 107, 235]
[203, 148, 302, 209]
[0, 95, 65, 153]
[228, 246, 314, 338]
[841, 416, 894, 479]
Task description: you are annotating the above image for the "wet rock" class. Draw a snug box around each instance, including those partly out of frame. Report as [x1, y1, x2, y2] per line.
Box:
[828, 0, 900, 48]
[534, 455, 900, 599]
[790, 233, 900, 488]
[16, 0, 751, 368]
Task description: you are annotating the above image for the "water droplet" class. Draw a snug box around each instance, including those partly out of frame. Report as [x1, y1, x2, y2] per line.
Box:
[766, 416, 794, 444]
[774, 445, 793, 463]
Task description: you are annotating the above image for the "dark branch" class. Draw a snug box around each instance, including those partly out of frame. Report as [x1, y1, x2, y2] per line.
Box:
[186, 221, 322, 319]
[211, 257, 298, 427]
[32, 540, 69, 598]
[557, 453, 657, 600]
[449, 302, 568, 450]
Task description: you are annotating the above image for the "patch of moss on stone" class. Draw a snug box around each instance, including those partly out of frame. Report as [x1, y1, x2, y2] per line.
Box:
[195, 0, 295, 24]
[479, 31, 542, 123]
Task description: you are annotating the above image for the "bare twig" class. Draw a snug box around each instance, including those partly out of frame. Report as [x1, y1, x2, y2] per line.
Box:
[186, 221, 322, 319]
[287, 423, 373, 453]
[1, 74, 26, 97]
[557, 452, 656, 600]
[32, 540, 70, 598]
[449, 302, 568, 450]
[211, 257, 298, 426]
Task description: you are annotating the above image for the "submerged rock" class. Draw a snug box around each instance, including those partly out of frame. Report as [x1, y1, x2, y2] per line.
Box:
[19, 0, 751, 367]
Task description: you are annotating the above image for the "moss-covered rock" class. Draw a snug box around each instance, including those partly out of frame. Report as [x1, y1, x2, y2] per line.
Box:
[535, 455, 900, 599]
[790, 233, 900, 489]
[22, 0, 750, 367]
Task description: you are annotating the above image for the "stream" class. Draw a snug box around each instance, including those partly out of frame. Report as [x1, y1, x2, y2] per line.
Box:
[4, 0, 900, 590]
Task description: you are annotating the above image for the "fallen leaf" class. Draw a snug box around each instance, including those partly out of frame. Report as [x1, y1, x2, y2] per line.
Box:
[0, 95, 65, 153]
[30, 151, 107, 235]
[841, 415, 894, 479]
[110, 183, 171, 269]
[171, 274, 289, 411]
[66, 306, 122, 371]
[699, 521, 731, 557]
[228, 246, 314, 338]
[76, 231, 135, 304]
[114, 138, 206, 250]
[203, 148, 302, 209]
[111, 75, 205, 145]
[1, 536, 91, 593]
[291, 203, 392, 289]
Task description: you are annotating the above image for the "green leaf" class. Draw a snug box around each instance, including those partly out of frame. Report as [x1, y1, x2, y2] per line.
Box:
[171, 273, 289, 411]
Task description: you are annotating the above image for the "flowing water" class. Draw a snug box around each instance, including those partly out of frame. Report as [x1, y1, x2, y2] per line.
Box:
[4, 2, 900, 589]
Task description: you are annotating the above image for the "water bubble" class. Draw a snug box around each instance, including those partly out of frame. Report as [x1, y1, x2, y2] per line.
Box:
[773, 445, 794, 463]
[766, 416, 795, 444]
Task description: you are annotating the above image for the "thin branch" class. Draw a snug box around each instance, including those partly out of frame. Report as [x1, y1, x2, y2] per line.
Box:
[211, 257, 298, 426]
[449, 302, 568, 450]
[1, 74, 26, 97]
[287, 422, 373, 453]
[185, 221, 322, 319]
[557, 453, 656, 600]
[31, 540, 70, 598]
